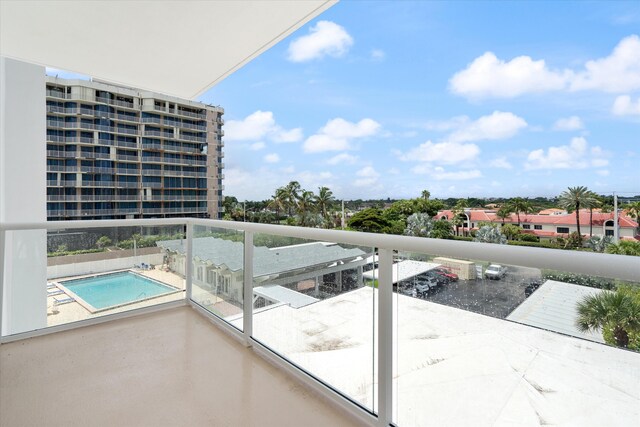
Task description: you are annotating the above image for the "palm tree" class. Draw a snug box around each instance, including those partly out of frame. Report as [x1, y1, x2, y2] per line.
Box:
[314, 186, 335, 226]
[283, 181, 301, 217]
[509, 197, 531, 226]
[585, 191, 601, 237]
[626, 201, 640, 233]
[296, 190, 316, 227]
[267, 188, 286, 224]
[452, 200, 468, 236]
[558, 186, 597, 238]
[576, 290, 640, 348]
[496, 206, 513, 225]
[421, 189, 431, 200]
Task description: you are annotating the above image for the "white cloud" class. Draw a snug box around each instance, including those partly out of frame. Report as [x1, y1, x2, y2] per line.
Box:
[596, 169, 610, 176]
[287, 21, 353, 62]
[411, 165, 482, 180]
[370, 49, 386, 61]
[450, 35, 640, 99]
[569, 35, 640, 92]
[303, 118, 381, 153]
[449, 52, 568, 98]
[421, 116, 469, 132]
[272, 127, 303, 143]
[224, 111, 302, 143]
[399, 141, 480, 165]
[354, 166, 380, 187]
[525, 137, 609, 170]
[612, 95, 640, 116]
[489, 157, 513, 169]
[448, 111, 527, 143]
[250, 142, 266, 151]
[553, 116, 584, 131]
[264, 153, 280, 164]
[327, 153, 358, 165]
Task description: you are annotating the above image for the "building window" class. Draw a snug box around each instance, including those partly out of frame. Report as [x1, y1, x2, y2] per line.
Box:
[206, 269, 214, 285]
[196, 266, 203, 281]
[534, 225, 542, 230]
[522, 224, 530, 229]
[557, 227, 570, 234]
[605, 229, 614, 237]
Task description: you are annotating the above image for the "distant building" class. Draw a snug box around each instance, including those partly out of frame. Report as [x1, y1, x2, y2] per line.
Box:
[436, 209, 639, 240]
[46, 77, 224, 220]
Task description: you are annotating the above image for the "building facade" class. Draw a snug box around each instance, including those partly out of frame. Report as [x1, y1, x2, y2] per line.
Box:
[45, 77, 224, 220]
[437, 209, 639, 241]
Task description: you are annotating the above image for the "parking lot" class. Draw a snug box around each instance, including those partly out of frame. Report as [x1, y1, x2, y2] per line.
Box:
[408, 265, 542, 319]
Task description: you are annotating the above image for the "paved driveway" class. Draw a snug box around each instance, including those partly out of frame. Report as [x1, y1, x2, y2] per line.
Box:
[418, 265, 542, 319]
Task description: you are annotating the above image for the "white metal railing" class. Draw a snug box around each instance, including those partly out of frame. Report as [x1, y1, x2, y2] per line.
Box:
[1, 218, 638, 427]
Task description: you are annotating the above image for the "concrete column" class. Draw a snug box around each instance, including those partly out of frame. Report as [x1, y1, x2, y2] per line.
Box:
[336, 270, 342, 292]
[314, 276, 319, 297]
[1, 57, 48, 336]
[357, 265, 363, 287]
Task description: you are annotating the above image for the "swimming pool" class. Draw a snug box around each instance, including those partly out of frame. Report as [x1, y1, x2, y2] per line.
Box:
[60, 271, 178, 311]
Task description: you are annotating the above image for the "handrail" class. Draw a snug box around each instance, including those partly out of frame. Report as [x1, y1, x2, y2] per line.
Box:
[0, 218, 638, 282]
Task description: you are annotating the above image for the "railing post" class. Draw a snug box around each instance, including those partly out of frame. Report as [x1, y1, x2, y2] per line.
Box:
[0, 227, 5, 337]
[243, 231, 254, 346]
[185, 223, 193, 302]
[377, 248, 393, 426]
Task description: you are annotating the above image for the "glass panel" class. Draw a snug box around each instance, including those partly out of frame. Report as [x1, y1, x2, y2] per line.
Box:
[1, 225, 185, 337]
[393, 250, 640, 426]
[248, 233, 377, 413]
[190, 225, 244, 329]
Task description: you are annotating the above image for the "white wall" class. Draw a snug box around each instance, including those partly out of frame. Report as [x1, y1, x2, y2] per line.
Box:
[0, 57, 47, 335]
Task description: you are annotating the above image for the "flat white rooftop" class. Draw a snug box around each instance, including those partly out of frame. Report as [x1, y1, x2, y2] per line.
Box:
[241, 287, 640, 426]
[363, 260, 441, 283]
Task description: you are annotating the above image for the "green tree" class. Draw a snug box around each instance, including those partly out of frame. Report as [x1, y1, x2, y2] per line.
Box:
[557, 186, 597, 238]
[508, 197, 532, 226]
[452, 200, 468, 236]
[586, 235, 613, 253]
[431, 220, 454, 239]
[95, 236, 112, 249]
[496, 206, 513, 225]
[267, 188, 287, 224]
[421, 189, 431, 200]
[296, 190, 316, 227]
[314, 186, 335, 227]
[585, 191, 601, 237]
[500, 224, 521, 241]
[404, 213, 433, 237]
[605, 240, 640, 256]
[474, 225, 507, 244]
[283, 181, 301, 217]
[347, 208, 392, 233]
[576, 290, 640, 348]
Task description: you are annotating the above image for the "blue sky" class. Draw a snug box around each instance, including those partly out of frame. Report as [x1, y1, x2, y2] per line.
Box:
[48, 1, 640, 201]
[198, 1, 640, 201]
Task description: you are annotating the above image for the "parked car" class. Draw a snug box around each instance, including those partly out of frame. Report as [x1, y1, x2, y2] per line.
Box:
[413, 277, 439, 297]
[432, 267, 458, 282]
[424, 271, 450, 286]
[484, 264, 507, 280]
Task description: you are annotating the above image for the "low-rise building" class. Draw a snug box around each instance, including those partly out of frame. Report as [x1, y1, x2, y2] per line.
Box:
[157, 237, 368, 307]
[436, 209, 639, 240]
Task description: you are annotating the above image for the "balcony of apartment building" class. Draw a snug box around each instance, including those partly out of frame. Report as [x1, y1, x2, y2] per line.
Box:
[2, 2, 639, 426]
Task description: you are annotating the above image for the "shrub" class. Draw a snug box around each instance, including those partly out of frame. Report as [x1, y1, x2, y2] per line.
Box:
[518, 233, 539, 242]
[542, 271, 616, 290]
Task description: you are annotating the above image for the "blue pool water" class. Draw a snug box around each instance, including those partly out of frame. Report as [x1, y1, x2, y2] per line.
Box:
[62, 272, 176, 310]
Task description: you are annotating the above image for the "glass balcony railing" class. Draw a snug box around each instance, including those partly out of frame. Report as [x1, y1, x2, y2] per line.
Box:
[1, 218, 638, 426]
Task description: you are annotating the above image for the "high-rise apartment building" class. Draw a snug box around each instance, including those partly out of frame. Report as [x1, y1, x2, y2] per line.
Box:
[45, 76, 224, 220]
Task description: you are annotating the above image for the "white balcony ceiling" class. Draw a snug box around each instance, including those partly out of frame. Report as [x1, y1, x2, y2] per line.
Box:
[0, 0, 336, 99]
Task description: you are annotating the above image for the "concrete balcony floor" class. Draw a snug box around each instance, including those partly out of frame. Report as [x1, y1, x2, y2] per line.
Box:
[0, 307, 364, 427]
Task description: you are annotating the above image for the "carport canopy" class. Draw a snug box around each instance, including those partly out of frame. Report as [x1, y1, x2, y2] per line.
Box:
[363, 260, 442, 284]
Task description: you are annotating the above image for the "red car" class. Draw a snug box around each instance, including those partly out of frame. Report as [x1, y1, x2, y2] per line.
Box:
[432, 267, 458, 282]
